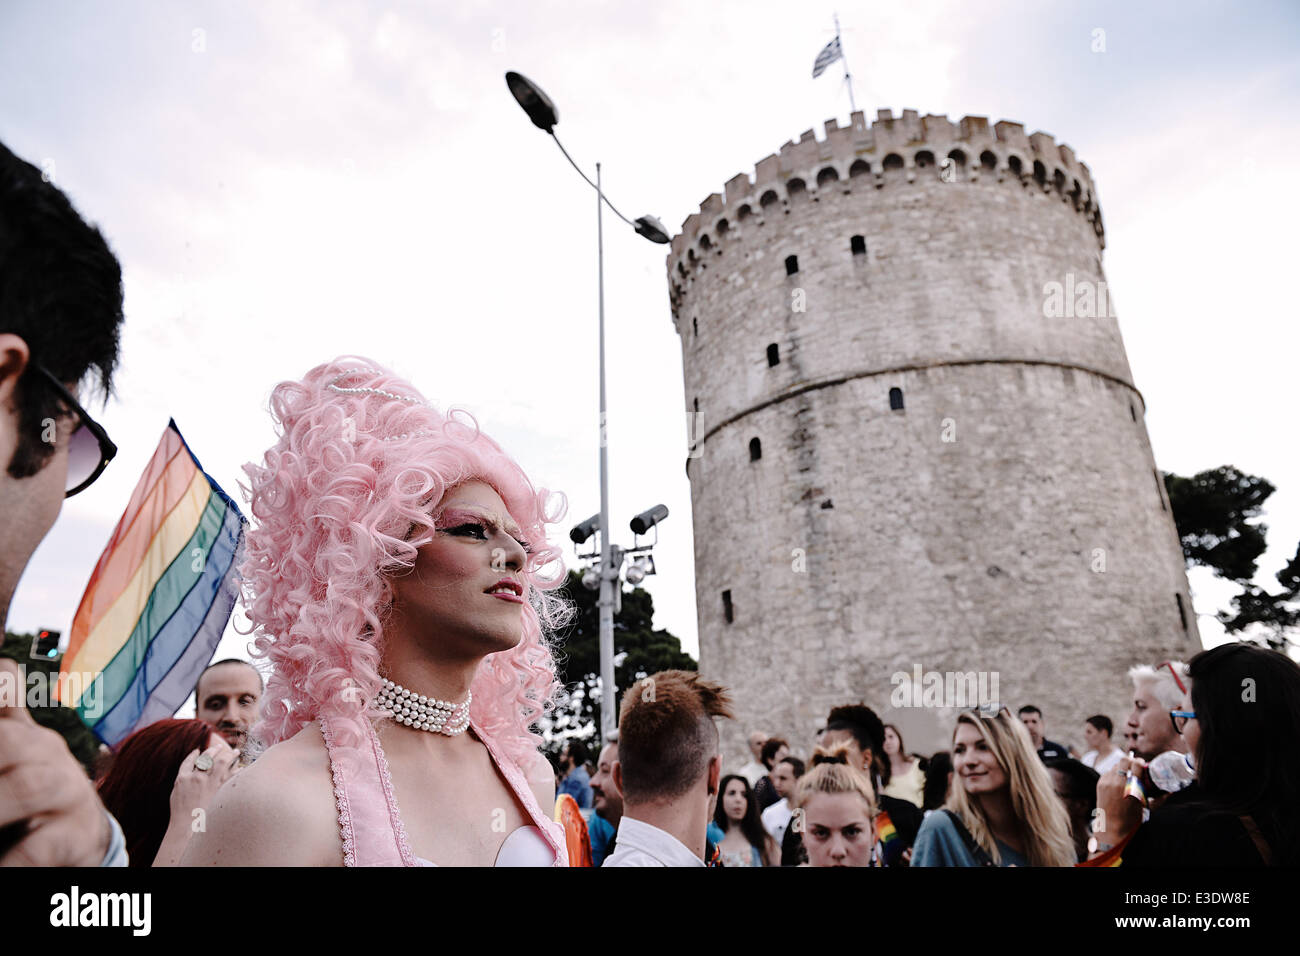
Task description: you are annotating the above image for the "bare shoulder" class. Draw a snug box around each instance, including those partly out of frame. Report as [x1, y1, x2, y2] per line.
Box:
[181, 722, 341, 866]
[518, 747, 555, 816]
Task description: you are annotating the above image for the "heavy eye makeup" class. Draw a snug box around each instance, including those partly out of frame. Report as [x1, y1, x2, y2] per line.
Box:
[441, 519, 533, 554]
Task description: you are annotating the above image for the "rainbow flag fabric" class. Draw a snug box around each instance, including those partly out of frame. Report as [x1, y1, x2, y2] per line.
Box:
[876, 809, 903, 866]
[57, 420, 246, 748]
[1123, 770, 1147, 807]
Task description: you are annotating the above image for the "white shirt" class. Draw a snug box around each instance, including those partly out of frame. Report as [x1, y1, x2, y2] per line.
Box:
[1082, 748, 1123, 775]
[601, 815, 705, 867]
[761, 798, 794, 845]
[738, 760, 767, 788]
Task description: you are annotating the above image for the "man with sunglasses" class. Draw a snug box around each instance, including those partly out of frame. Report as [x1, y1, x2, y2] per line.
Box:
[0, 139, 125, 865]
[1124, 661, 1190, 761]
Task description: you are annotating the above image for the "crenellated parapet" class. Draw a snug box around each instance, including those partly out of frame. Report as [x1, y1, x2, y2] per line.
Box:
[667, 108, 1106, 315]
[667, 107, 1194, 775]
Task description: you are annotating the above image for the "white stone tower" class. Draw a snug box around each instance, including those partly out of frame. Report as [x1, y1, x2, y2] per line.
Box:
[666, 108, 1198, 762]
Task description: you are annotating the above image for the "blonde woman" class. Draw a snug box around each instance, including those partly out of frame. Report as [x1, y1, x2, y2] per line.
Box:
[791, 744, 878, 867]
[911, 708, 1075, 867]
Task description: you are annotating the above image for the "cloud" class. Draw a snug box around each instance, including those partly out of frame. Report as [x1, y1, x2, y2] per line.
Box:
[4, 0, 1298, 671]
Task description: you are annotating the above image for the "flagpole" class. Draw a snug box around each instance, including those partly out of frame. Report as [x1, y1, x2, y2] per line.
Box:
[834, 13, 857, 114]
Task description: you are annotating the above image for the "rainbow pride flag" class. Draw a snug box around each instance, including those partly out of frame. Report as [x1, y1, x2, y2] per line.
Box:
[1123, 769, 1147, 807]
[56, 420, 246, 748]
[875, 809, 903, 866]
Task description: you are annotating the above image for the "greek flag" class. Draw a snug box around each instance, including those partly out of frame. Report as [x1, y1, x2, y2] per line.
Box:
[812, 37, 842, 78]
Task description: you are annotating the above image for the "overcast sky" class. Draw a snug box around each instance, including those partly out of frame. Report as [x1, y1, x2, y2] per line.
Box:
[3, 0, 1298, 711]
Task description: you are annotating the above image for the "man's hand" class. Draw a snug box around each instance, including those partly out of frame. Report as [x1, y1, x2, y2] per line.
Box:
[170, 743, 240, 820]
[1093, 754, 1146, 851]
[0, 658, 111, 866]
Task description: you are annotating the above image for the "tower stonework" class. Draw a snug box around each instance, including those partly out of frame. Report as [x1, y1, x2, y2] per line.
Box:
[667, 108, 1198, 765]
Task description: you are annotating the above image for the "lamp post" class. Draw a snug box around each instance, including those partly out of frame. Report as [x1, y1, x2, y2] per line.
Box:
[506, 71, 669, 741]
[571, 506, 669, 736]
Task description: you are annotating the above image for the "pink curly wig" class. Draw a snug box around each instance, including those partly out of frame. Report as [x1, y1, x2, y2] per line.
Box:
[239, 357, 572, 767]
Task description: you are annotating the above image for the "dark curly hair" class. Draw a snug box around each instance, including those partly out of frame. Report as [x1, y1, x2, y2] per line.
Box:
[825, 702, 884, 757]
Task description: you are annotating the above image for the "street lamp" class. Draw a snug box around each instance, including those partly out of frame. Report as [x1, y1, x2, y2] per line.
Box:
[572, 505, 667, 664]
[507, 70, 670, 742]
[506, 72, 670, 244]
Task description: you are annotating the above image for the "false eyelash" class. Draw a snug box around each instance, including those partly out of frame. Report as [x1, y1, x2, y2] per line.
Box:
[448, 522, 533, 554]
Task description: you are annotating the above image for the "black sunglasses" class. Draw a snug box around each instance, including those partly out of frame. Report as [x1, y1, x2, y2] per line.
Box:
[32, 363, 117, 497]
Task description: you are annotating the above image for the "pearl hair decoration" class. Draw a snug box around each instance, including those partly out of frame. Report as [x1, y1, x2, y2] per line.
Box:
[325, 368, 431, 406]
[380, 430, 437, 443]
[374, 678, 472, 736]
[326, 368, 439, 442]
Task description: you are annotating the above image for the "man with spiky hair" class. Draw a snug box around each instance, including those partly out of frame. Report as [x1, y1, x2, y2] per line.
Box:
[0, 139, 127, 865]
[603, 669, 734, 867]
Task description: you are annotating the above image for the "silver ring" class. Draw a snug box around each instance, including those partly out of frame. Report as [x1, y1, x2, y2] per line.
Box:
[195, 753, 214, 772]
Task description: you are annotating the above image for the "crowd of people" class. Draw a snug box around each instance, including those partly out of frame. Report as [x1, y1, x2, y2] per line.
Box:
[1, 136, 1298, 870]
[559, 652, 1300, 867]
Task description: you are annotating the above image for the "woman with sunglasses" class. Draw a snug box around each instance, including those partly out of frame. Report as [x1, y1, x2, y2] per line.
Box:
[911, 708, 1076, 867]
[1094, 643, 1300, 866]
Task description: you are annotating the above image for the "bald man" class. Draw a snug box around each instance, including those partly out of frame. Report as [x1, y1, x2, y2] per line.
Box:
[738, 730, 768, 787]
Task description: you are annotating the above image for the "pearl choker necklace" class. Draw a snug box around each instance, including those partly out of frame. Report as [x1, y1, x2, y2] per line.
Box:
[375, 678, 472, 736]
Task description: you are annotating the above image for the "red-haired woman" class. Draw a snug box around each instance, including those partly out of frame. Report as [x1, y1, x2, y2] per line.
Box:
[96, 718, 239, 866]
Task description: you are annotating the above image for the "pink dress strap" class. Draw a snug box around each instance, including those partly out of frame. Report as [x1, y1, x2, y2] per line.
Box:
[320, 715, 415, 866]
[470, 717, 569, 867]
[320, 715, 568, 867]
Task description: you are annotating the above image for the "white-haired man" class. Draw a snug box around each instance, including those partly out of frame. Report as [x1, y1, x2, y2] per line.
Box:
[1125, 661, 1189, 760]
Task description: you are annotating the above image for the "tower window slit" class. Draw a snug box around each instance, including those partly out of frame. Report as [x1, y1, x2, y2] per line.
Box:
[749, 437, 762, 461]
[767, 343, 779, 366]
[785, 255, 799, 275]
[889, 387, 904, 411]
[850, 235, 866, 256]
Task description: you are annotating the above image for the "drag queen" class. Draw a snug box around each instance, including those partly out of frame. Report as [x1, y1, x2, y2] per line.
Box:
[183, 359, 571, 866]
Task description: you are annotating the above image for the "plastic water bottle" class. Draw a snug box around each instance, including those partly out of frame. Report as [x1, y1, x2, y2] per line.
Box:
[1148, 750, 1195, 793]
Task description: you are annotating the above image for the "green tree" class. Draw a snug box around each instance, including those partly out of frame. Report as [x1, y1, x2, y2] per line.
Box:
[1164, 466, 1299, 650]
[546, 570, 696, 751]
[2, 631, 103, 775]
[1164, 466, 1271, 582]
